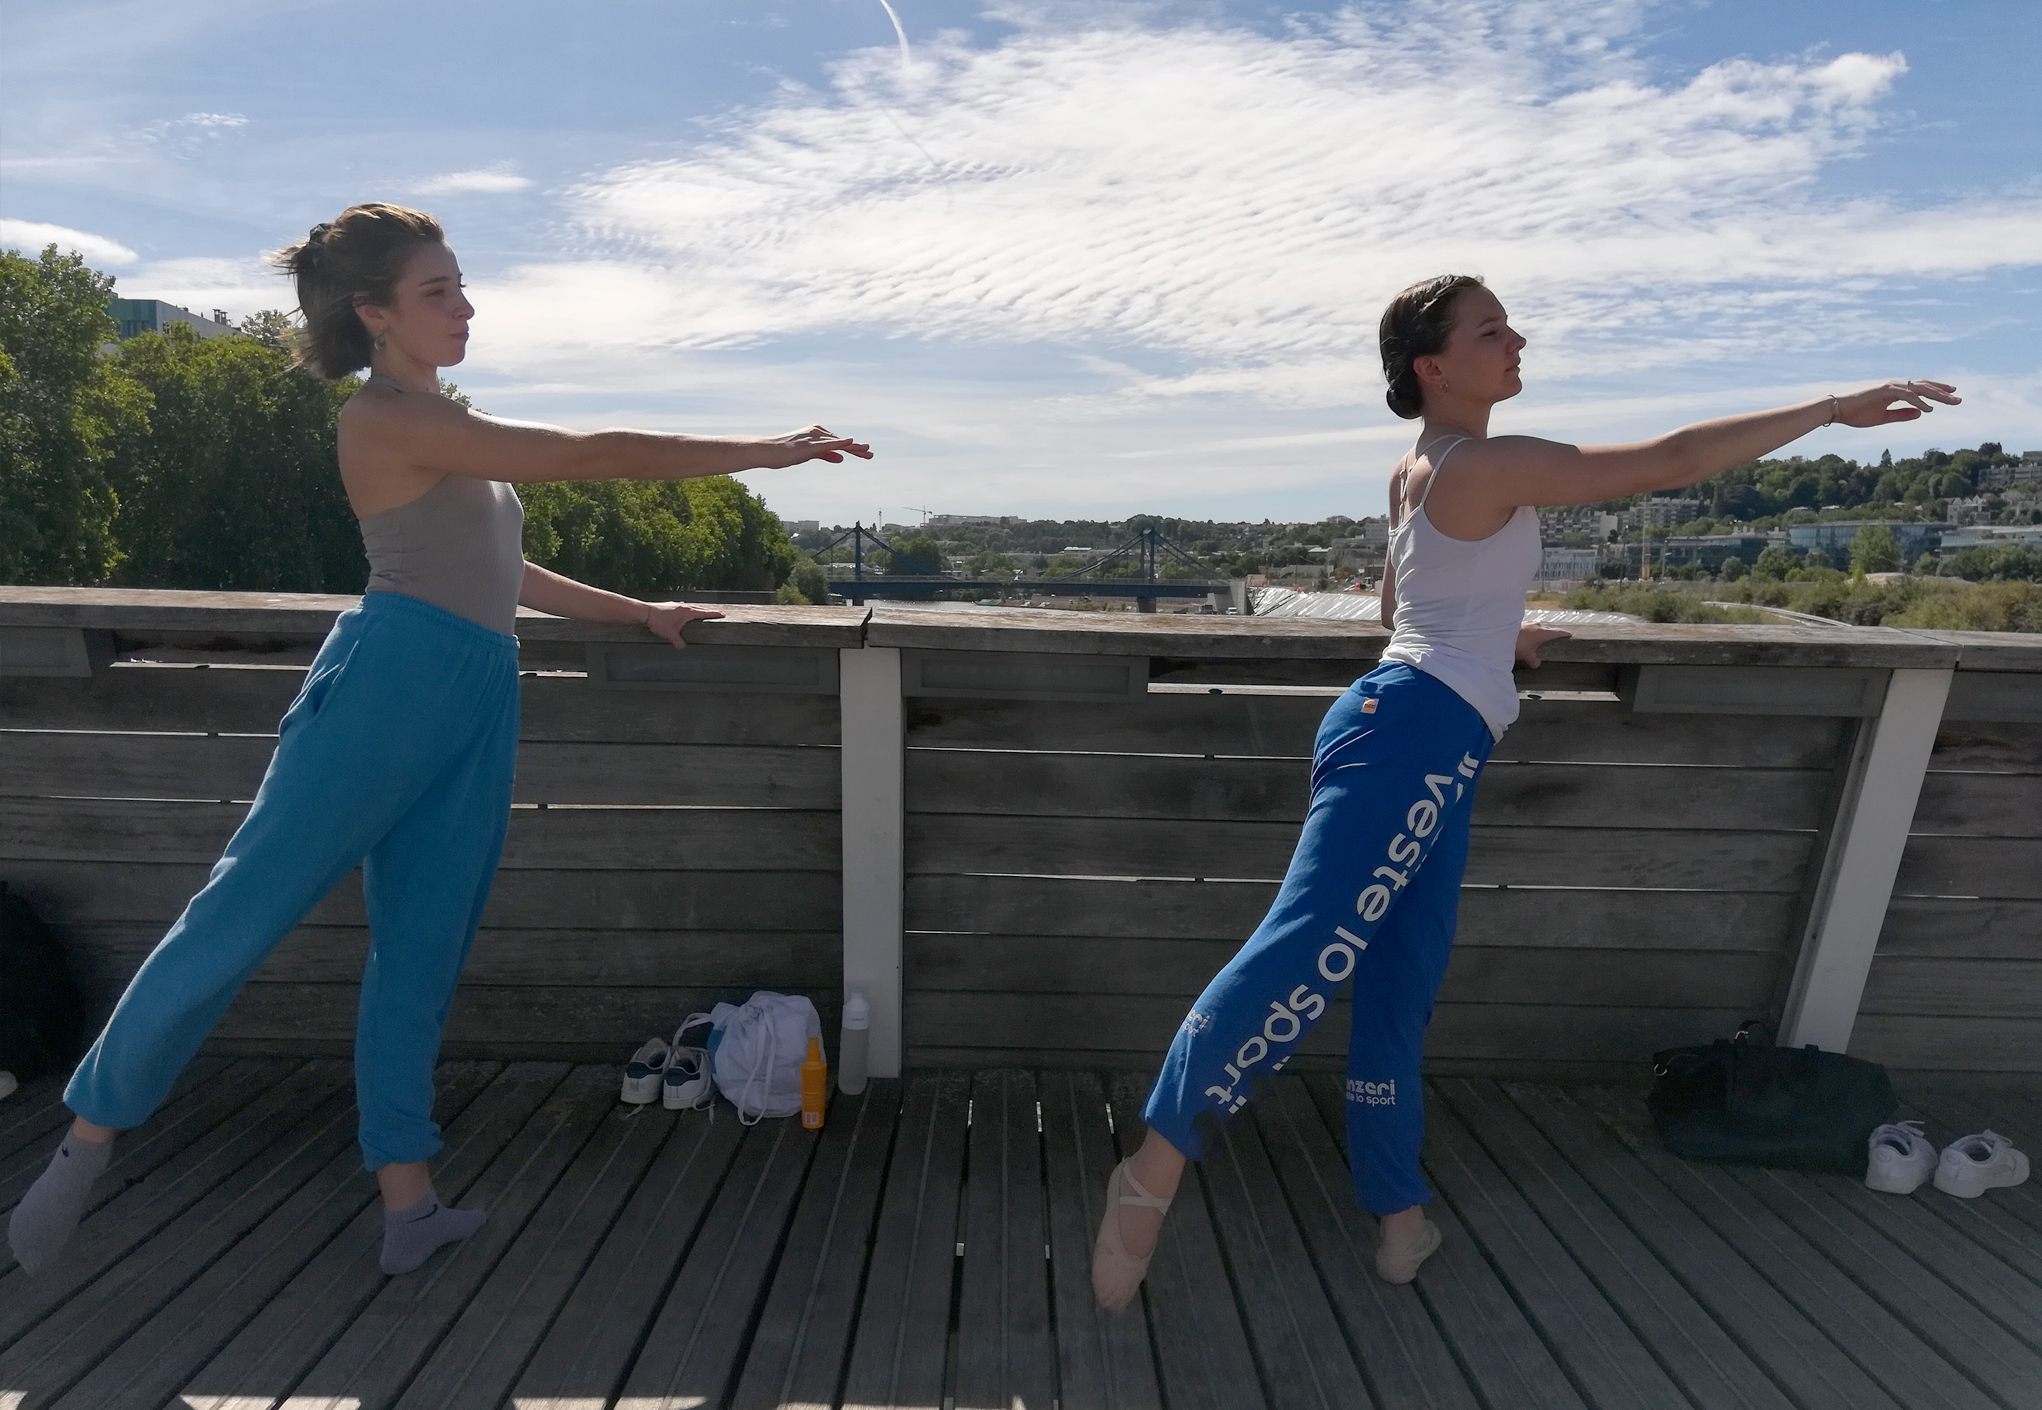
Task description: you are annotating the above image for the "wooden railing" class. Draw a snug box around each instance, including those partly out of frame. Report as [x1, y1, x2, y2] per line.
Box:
[2, 587, 2035, 1079]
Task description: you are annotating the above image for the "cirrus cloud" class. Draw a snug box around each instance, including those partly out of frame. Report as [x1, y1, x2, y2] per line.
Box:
[410, 166, 535, 195]
[469, 0, 2037, 412]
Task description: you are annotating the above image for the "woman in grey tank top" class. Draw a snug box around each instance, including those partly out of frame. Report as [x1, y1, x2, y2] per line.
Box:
[15, 202, 870, 1282]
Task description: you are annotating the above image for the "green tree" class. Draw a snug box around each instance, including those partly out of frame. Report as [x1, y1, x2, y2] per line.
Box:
[518, 476, 796, 596]
[1850, 522, 1902, 576]
[781, 556, 830, 604]
[0, 246, 147, 583]
[1750, 544, 1797, 580]
[1719, 555, 1748, 581]
[882, 532, 945, 575]
[107, 321, 363, 591]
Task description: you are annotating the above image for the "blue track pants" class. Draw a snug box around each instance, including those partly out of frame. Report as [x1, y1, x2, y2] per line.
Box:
[66, 592, 520, 1169]
[1144, 664, 1493, 1215]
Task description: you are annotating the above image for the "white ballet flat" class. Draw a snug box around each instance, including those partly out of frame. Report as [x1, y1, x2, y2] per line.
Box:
[1092, 1157, 1173, 1310]
[1374, 1216, 1442, 1284]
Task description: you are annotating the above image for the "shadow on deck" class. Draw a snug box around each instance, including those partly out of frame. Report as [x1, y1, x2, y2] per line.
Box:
[2, 1062, 2039, 1410]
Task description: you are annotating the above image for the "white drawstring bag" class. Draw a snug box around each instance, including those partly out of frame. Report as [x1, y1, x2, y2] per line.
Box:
[691, 992, 823, 1123]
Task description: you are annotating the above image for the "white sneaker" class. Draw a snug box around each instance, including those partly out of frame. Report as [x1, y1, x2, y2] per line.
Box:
[1865, 1120, 1936, 1194]
[662, 1045, 712, 1110]
[1932, 1130, 2031, 1199]
[620, 1035, 670, 1104]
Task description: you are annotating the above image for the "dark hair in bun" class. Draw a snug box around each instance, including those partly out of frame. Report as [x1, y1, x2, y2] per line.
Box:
[270, 203, 445, 379]
[1379, 274, 1485, 420]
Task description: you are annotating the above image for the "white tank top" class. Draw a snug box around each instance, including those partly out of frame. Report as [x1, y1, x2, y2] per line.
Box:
[1378, 436, 1541, 739]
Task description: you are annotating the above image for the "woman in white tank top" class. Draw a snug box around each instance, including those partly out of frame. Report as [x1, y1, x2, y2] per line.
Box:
[1094, 273, 1962, 1308]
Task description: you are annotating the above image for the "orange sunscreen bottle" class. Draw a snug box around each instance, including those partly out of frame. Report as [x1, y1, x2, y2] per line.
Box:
[801, 1036, 827, 1129]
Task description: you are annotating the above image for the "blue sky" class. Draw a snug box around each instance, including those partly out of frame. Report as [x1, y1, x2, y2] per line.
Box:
[4, 0, 2038, 525]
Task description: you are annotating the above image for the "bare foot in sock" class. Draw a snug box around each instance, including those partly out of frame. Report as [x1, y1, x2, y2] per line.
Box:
[380, 1187, 485, 1275]
[8, 1128, 114, 1276]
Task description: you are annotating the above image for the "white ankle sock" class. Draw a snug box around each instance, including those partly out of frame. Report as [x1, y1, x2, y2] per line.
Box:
[379, 1185, 485, 1275]
[8, 1130, 114, 1276]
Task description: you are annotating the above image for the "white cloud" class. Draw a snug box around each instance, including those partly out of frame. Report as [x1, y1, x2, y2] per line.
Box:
[411, 166, 535, 195]
[119, 255, 288, 321]
[0, 219, 138, 266]
[439, 0, 2041, 520]
[452, 0, 2039, 416]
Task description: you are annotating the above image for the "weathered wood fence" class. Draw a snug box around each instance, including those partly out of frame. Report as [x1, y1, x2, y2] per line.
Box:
[1, 588, 2035, 1081]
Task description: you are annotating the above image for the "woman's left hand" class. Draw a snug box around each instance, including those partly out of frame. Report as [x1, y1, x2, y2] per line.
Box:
[643, 601, 726, 649]
[1516, 625, 1571, 669]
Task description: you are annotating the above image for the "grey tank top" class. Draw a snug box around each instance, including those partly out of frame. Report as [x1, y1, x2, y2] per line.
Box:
[359, 473, 527, 636]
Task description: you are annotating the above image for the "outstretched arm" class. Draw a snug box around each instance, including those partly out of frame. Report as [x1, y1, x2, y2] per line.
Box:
[518, 562, 725, 650]
[346, 390, 872, 486]
[1434, 381, 1957, 528]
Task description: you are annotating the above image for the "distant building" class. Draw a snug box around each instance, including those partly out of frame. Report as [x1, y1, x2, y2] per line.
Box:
[1631, 497, 1705, 532]
[1538, 546, 1601, 581]
[1538, 506, 1625, 541]
[1329, 517, 1388, 571]
[1941, 524, 2042, 551]
[1658, 532, 1773, 572]
[1947, 496, 1994, 527]
[1979, 453, 2042, 487]
[927, 514, 1023, 527]
[1787, 520, 1942, 562]
[784, 520, 820, 536]
[107, 299, 234, 341]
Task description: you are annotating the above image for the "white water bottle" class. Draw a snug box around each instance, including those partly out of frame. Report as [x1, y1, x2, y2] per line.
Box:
[838, 991, 871, 1095]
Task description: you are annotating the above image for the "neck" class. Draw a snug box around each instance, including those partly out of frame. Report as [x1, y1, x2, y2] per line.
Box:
[1419, 393, 1492, 440]
[367, 352, 439, 396]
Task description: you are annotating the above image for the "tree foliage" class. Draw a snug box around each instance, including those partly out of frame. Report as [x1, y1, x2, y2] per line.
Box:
[1849, 522, 1902, 575]
[1935, 544, 2042, 582]
[1750, 544, 1798, 580]
[1, 249, 801, 598]
[106, 322, 363, 591]
[879, 532, 944, 575]
[0, 246, 146, 584]
[518, 476, 796, 597]
[1692, 444, 2018, 522]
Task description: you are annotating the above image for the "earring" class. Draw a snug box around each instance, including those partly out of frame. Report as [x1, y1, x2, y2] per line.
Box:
[371, 332, 385, 353]
[1442, 378, 1450, 392]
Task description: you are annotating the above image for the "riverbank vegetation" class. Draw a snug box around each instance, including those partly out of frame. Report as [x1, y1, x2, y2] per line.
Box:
[1563, 577, 2042, 633]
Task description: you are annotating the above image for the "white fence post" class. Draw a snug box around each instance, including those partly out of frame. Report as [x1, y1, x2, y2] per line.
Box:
[839, 645, 905, 1076]
[1779, 667, 1953, 1052]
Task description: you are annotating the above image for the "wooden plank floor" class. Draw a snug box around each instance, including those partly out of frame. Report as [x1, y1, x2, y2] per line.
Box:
[1, 1066, 2037, 1409]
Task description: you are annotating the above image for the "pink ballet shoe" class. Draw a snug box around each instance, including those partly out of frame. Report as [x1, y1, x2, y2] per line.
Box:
[1374, 1216, 1442, 1284]
[1092, 1157, 1173, 1310]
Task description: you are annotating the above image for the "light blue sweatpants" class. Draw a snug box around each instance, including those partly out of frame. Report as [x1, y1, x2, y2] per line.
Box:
[1144, 664, 1493, 1215]
[67, 591, 520, 1169]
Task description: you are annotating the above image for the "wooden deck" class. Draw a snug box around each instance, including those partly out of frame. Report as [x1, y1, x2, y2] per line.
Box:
[2, 1063, 2039, 1410]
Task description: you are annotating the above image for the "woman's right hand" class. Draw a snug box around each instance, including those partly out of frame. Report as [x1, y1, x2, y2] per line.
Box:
[1833, 381, 1961, 427]
[644, 601, 726, 650]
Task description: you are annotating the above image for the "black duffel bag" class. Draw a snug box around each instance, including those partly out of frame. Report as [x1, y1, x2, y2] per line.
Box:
[1649, 1018, 1896, 1174]
[0, 881, 86, 1083]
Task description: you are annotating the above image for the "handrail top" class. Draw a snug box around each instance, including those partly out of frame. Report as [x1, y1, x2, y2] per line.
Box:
[864, 605, 2009, 670]
[0, 586, 867, 649]
[3, 585, 2037, 669]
